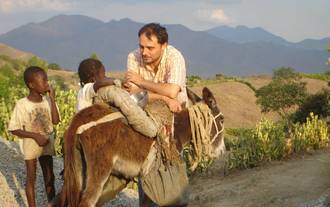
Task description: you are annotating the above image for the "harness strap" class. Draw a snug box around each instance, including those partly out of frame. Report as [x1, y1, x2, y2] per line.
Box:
[76, 112, 124, 134]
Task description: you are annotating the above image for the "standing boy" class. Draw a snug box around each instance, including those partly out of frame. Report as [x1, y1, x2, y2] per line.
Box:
[8, 66, 60, 207]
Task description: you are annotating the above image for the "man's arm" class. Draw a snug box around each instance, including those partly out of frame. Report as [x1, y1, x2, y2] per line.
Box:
[126, 71, 180, 99]
[148, 91, 182, 112]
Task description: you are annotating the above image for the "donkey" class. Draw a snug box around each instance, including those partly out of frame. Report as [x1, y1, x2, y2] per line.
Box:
[59, 87, 225, 207]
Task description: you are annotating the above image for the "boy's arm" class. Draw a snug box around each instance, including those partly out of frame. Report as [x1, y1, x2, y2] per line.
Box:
[10, 129, 49, 146]
[48, 86, 60, 125]
[93, 77, 115, 92]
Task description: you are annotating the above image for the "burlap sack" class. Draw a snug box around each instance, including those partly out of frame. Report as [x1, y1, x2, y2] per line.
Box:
[141, 149, 189, 206]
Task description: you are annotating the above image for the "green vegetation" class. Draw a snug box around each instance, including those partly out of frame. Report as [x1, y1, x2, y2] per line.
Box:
[48, 63, 61, 70]
[293, 89, 330, 123]
[256, 67, 307, 118]
[301, 71, 330, 81]
[225, 113, 328, 170]
[90, 52, 100, 60]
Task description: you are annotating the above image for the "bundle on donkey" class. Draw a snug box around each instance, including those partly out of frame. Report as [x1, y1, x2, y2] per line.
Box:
[56, 87, 225, 207]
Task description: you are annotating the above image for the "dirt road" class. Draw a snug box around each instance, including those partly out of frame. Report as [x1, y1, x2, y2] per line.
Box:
[189, 150, 330, 207]
[1, 137, 329, 207]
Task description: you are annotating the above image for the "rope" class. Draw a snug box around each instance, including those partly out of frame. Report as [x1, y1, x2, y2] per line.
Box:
[187, 102, 214, 170]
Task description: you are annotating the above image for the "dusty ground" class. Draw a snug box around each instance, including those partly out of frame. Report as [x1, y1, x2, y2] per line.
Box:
[1, 137, 329, 207]
[189, 150, 330, 207]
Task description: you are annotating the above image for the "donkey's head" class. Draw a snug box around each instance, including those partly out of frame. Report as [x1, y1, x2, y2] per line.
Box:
[187, 87, 225, 158]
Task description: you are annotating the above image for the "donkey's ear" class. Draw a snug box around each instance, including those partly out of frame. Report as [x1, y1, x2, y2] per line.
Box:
[202, 87, 217, 109]
[187, 87, 201, 104]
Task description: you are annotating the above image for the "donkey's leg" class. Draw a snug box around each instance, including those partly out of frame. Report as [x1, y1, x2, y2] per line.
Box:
[78, 143, 114, 207]
[78, 166, 111, 207]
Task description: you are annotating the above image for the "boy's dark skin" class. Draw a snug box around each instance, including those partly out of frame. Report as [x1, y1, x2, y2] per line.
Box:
[10, 71, 60, 207]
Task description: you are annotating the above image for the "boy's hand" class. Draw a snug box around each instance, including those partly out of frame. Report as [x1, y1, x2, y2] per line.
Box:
[34, 134, 49, 146]
[48, 86, 56, 100]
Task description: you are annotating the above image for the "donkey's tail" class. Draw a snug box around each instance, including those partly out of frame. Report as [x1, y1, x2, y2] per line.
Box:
[64, 121, 82, 207]
[64, 104, 113, 207]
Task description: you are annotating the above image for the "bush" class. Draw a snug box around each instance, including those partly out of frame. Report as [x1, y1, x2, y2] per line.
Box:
[290, 113, 329, 152]
[256, 67, 307, 118]
[293, 89, 330, 123]
[226, 119, 287, 169]
[225, 115, 329, 170]
[48, 63, 61, 70]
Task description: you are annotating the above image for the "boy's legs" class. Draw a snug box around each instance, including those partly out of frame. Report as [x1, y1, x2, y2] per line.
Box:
[25, 159, 37, 207]
[39, 155, 55, 203]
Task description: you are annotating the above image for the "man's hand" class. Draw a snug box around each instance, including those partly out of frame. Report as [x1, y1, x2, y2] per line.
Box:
[125, 71, 144, 86]
[34, 134, 49, 146]
[165, 98, 182, 113]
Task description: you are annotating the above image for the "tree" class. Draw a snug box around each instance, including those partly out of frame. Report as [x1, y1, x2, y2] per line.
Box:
[293, 89, 330, 123]
[48, 63, 61, 70]
[27, 56, 48, 70]
[273, 67, 301, 81]
[90, 52, 100, 60]
[256, 67, 307, 118]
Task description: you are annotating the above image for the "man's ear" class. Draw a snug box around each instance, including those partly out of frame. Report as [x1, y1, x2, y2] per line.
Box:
[161, 42, 168, 51]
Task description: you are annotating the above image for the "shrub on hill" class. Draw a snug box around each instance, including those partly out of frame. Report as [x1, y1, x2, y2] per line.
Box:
[48, 63, 61, 70]
[256, 67, 307, 118]
[292, 89, 330, 123]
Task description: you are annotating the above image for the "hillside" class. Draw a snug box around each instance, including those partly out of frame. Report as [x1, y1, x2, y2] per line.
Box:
[191, 76, 328, 128]
[47, 69, 329, 128]
[0, 43, 34, 60]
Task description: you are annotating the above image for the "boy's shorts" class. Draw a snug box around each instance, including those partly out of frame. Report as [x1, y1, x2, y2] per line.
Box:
[21, 132, 55, 160]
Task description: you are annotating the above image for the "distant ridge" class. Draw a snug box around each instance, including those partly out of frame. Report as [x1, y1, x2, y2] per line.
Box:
[0, 43, 34, 60]
[206, 25, 330, 51]
[0, 15, 328, 76]
[206, 25, 290, 45]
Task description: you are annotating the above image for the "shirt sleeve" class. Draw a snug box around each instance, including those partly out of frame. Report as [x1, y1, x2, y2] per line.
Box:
[127, 52, 139, 73]
[8, 101, 24, 131]
[167, 51, 186, 88]
[82, 83, 96, 99]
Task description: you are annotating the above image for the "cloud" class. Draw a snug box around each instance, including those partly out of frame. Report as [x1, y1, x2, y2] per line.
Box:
[0, 0, 72, 13]
[197, 8, 231, 24]
[210, 9, 230, 23]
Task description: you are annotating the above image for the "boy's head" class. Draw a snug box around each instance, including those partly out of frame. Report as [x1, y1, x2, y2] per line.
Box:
[78, 58, 105, 86]
[24, 66, 49, 94]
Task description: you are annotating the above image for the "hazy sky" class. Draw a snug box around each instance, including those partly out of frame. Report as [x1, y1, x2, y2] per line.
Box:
[0, 0, 329, 42]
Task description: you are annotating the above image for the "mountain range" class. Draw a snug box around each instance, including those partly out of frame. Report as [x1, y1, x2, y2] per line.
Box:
[0, 14, 328, 76]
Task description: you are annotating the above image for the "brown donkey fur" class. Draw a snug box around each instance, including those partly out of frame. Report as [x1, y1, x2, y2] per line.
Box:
[60, 87, 225, 207]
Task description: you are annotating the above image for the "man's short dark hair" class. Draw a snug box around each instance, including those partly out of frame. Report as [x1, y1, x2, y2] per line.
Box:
[24, 66, 46, 88]
[138, 23, 168, 44]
